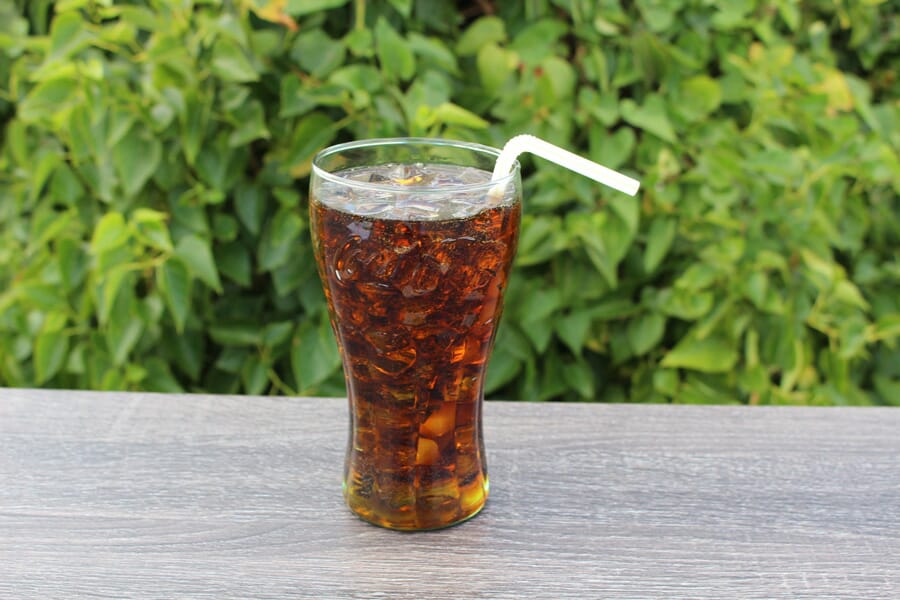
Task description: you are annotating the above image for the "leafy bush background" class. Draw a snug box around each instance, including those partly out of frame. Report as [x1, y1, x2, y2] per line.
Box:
[1, 0, 898, 404]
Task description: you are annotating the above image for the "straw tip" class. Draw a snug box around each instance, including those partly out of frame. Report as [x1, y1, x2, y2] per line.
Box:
[623, 180, 641, 196]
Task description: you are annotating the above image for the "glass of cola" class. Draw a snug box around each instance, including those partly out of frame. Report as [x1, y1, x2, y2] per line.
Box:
[310, 138, 521, 530]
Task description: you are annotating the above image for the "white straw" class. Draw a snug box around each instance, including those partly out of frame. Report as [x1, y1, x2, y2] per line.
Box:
[490, 134, 640, 197]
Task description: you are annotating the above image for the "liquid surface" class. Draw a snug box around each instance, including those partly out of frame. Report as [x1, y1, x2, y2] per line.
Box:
[310, 163, 521, 530]
[313, 163, 516, 221]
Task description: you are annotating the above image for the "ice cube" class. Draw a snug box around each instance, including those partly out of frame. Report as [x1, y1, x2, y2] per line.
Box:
[389, 163, 435, 186]
[396, 199, 442, 220]
[347, 189, 393, 215]
[456, 166, 491, 185]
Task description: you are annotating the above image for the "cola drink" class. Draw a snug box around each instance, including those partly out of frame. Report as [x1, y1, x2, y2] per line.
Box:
[310, 159, 521, 530]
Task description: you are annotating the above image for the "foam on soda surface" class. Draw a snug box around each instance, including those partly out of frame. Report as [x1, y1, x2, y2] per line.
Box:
[314, 163, 517, 221]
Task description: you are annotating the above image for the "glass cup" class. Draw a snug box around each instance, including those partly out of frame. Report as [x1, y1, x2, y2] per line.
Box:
[309, 138, 521, 530]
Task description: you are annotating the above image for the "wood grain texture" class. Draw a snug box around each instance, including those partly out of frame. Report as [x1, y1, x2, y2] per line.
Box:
[1, 388, 898, 599]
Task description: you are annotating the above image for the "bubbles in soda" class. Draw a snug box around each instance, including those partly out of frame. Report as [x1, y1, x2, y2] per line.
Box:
[310, 163, 521, 530]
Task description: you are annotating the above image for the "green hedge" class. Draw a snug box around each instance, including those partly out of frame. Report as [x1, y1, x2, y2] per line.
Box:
[1, 1, 898, 404]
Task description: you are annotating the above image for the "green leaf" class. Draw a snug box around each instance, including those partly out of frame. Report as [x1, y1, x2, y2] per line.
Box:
[107, 300, 143, 366]
[228, 100, 270, 147]
[241, 355, 270, 395]
[678, 75, 722, 121]
[774, 0, 800, 31]
[833, 280, 869, 310]
[872, 315, 900, 342]
[343, 27, 374, 57]
[133, 209, 173, 252]
[285, 112, 337, 177]
[292, 29, 346, 78]
[589, 298, 637, 321]
[24, 150, 61, 208]
[107, 108, 136, 148]
[98, 265, 134, 326]
[484, 345, 523, 395]
[582, 243, 617, 289]
[157, 259, 190, 332]
[176, 234, 222, 293]
[636, 0, 676, 32]
[195, 133, 243, 190]
[743, 271, 768, 309]
[518, 215, 565, 266]
[456, 16, 506, 56]
[609, 195, 639, 237]
[676, 264, 719, 291]
[278, 75, 315, 118]
[216, 241, 252, 286]
[387, 0, 412, 17]
[113, 126, 162, 198]
[575, 210, 635, 289]
[657, 287, 715, 320]
[6, 120, 29, 166]
[34, 328, 68, 384]
[165, 332, 204, 381]
[57, 238, 89, 290]
[524, 318, 554, 354]
[679, 375, 736, 404]
[263, 321, 295, 347]
[540, 55, 576, 101]
[562, 359, 594, 400]
[510, 19, 568, 65]
[590, 127, 635, 170]
[292, 317, 341, 392]
[181, 92, 210, 167]
[520, 287, 562, 322]
[580, 88, 619, 126]
[329, 64, 383, 93]
[839, 316, 868, 360]
[29, 208, 75, 251]
[286, 0, 349, 16]
[144, 358, 184, 393]
[432, 102, 489, 129]
[632, 30, 669, 85]
[375, 17, 415, 81]
[556, 309, 593, 356]
[874, 375, 900, 406]
[17, 77, 78, 122]
[408, 33, 459, 75]
[662, 334, 738, 373]
[213, 214, 239, 242]
[215, 347, 248, 374]
[620, 94, 676, 143]
[258, 208, 306, 272]
[211, 38, 259, 83]
[234, 183, 266, 235]
[133, 208, 167, 224]
[210, 323, 262, 346]
[653, 369, 679, 396]
[800, 249, 836, 288]
[90, 212, 129, 255]
[644, 217, 676, 273]
[47, 11, 91, 63]
[627, 312, 666, 356]
[476, 43, 517, 96]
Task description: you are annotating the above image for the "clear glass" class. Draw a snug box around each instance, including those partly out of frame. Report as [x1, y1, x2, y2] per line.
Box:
[309, 138, 522, 530]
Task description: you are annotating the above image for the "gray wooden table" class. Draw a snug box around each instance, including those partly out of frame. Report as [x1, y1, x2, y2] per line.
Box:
[1, 389, 898, 599]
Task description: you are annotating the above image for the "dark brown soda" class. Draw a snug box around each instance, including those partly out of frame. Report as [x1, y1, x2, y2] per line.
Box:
[310, 190, 520, 530]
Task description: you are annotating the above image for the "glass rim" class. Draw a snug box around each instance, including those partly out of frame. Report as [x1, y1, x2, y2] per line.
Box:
[311, 137, 521, 194]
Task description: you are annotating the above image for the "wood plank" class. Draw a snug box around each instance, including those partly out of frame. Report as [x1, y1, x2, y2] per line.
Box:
[1, 389, 898, 598]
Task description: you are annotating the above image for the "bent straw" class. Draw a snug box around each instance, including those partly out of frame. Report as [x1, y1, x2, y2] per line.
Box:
[490, 134, 640, 197]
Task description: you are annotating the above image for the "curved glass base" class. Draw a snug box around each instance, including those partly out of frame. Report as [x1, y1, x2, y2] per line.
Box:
[344, 477, 490, 531]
